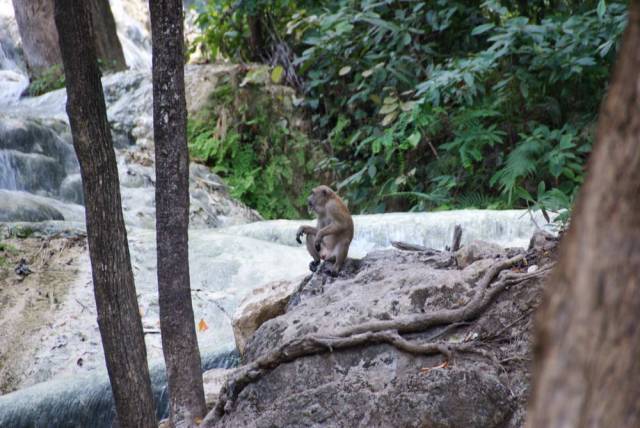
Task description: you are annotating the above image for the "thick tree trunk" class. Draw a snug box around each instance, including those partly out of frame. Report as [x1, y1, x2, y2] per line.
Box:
[53, 2, 156, 427]
[526, 2, 640, 427]
[12, 0, 61, 76]
[149, 0, 207, 423]
[13, 0, 126, 77]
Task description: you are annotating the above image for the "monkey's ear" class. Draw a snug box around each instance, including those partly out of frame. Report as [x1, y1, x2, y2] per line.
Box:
[321, 187, 328, 196]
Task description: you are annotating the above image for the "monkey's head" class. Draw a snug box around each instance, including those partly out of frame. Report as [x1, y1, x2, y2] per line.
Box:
[308, 185, 335, 215]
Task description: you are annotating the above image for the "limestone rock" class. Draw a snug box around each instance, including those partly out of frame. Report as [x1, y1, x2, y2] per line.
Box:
[232, 277, 304, 356]
[455, 240, 506, 268]
[0, 190, 84, 222]
[203, 368, 239, 409]
[208, 245, 553, 427]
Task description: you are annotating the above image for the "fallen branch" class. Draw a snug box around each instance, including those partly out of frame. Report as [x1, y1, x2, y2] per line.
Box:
[205, 254, 548, 424]
[391, 241, 429, 252]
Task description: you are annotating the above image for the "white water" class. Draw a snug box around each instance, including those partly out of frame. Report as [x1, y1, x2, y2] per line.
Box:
[222, 210, 552, 258]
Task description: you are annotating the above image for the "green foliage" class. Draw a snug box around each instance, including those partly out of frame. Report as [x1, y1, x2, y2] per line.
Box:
[0, 241, 18, 269]
[193, 0, 627, 217]
[190, 0, 321, 61]
[27, 65, 65, 97]
[187, 71, 320, 219]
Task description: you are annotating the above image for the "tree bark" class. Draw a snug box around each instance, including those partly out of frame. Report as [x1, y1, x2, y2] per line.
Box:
[87, 0, 127, 71]
[149, 0, 207, 423]
[53, 2, 156, 427]
[12, 0, 61, 76]
[527, 2, 640, 427]
[13, 0, 126, 77]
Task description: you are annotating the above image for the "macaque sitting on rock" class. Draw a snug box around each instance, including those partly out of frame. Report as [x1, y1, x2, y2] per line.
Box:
[296, 185, 354, 275]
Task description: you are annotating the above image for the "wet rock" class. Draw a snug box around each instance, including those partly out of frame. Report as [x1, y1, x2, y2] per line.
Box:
[14, 258, 32, 277]
[0, 190, 65, 222]
[59, 174, 83, 205]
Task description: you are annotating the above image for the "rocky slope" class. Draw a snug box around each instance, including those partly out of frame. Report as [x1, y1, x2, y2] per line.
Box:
[203, 234, 558, 427]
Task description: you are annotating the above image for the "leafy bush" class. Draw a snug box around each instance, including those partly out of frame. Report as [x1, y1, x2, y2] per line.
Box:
[187, 68, 322, 219]
[26, 65, 65, 96]
[193, 0, 627, 217]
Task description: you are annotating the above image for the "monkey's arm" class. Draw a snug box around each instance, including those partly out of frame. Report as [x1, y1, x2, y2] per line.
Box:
[314, 222, 348, 251]
[296, 225, 318, 244]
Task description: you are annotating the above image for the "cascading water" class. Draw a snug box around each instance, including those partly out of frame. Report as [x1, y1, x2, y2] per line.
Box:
[0, 348, 240, 428]
[220, 210, 554, 258]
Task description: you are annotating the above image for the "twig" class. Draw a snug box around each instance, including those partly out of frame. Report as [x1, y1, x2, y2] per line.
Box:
[75, 298, 90, 313]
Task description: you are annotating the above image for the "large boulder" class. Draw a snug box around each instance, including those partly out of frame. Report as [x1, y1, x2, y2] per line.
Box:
[232, 277, 304, 356]
[0, 190, 84, 222]
[208, 244, 555, 427]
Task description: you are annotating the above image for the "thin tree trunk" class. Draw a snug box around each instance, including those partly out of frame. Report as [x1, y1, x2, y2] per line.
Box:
[53, 1, 155, 427]
[149, 0, 207, 423]
[527, 2, 640, 426]
[247, 14, 266, 61]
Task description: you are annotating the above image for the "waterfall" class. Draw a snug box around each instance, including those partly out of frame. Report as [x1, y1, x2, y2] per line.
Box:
[0, 150, 17, 189]
[220, 210, 555, 258]
[0, 348, 239, 428]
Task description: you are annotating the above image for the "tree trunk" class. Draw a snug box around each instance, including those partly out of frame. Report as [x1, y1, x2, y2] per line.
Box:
[53, 2, 156, 427]
[12, 0, 61, 76]
[247, 14, 266, 61]
[87, 0, 127, 71]
[149, 0, 207, 423]
[526, 2, 640, 427]
[14, 0, 126, 77]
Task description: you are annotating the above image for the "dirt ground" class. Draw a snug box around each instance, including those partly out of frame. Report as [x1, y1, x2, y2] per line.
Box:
[0, 233, 87, 394]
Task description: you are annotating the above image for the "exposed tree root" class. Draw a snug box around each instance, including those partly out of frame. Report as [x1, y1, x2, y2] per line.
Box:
[205, 254, 550, 424]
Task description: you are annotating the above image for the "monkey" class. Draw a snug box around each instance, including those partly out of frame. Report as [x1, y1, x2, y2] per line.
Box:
[295, 185, 354, 275]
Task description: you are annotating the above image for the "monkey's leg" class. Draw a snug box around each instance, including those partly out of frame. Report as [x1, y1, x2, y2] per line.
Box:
[331, 243, 349, 275]
[305, 232, 321, 272]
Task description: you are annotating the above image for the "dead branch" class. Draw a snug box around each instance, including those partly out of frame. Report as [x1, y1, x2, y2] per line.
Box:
[391, 241, 429, 252]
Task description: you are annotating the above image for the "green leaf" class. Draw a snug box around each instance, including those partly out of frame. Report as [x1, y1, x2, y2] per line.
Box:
[271, 65, 284, 84]
[400, 101, 417, 112]
[339, 66, 352, 76]
[537, 181, 546, 196]
[597, 0, 607, 19]
[575, 57, 596, 66]
[368, 163, 377, 178]
[381, 111, 399, 126]
[379, 103, 398, 115]
[471, 23, 495, 36]
[407, 132, 421, 148]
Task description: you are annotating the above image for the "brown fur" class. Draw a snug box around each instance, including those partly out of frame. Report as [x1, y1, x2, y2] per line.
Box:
[295, 185, 354, 274]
